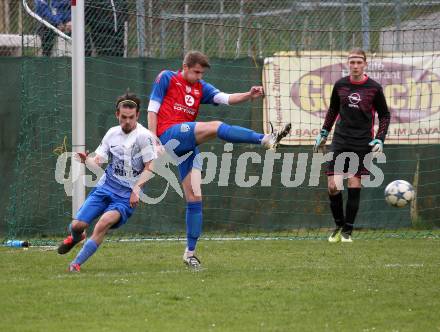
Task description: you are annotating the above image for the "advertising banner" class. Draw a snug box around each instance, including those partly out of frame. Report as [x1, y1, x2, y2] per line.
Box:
[263, 52, 440, 144]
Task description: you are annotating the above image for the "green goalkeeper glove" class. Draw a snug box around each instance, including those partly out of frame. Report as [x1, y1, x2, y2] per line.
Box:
[369, 139, 383, 154]
[313, 129, 329, 153]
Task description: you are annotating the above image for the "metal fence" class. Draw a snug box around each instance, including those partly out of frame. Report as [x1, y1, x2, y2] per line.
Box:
[1, 0, 440, 57]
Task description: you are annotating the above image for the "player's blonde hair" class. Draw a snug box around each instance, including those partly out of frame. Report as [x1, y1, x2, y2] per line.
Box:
[348, 48, 367, 61]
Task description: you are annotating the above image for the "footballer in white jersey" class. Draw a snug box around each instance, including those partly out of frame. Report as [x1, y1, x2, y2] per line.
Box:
[57, 93, 157, 272]
[95, 122, 156, 198]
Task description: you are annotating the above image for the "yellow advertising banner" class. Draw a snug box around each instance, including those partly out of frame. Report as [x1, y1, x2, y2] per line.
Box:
[262, 52, 440, 145]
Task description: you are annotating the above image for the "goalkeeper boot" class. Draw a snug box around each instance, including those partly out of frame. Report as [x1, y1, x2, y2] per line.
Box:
[341, 231, 353, 243]
[183, 252, 202, 271]
[328, 227, 342, 243]
[68, 263, 81, 273]
[57, 233, 86, 255]
[262, 123, 292, 151]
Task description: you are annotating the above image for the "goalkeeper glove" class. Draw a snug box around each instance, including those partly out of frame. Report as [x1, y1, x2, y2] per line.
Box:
[313, 129, 329, 153]
[369, 139, 383, 154]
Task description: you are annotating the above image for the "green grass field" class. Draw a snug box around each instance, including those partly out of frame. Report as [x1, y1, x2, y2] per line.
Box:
[1, 239, 439, 331]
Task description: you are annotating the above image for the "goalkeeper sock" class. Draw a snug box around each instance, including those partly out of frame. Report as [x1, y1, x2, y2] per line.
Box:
[217, 123, 264, 144]
[329, 191, 344, 227]
[186, 201, 203, 252]
[69, 223, 83, 243]
[344, 188, 361, 234]
[72, 239, 99, 266]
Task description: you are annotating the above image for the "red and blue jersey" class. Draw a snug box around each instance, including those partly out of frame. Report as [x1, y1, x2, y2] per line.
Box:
[149, 70, 220, 136]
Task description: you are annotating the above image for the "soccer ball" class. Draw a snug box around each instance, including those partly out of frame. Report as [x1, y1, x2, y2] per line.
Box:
[384, 180, 415, 208]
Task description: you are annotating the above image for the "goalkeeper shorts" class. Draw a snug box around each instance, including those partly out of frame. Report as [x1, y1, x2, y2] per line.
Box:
[326, 144, 372, 178]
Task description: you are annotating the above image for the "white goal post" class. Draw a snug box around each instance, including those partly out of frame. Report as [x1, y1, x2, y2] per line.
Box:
[22, 0, 85, 215]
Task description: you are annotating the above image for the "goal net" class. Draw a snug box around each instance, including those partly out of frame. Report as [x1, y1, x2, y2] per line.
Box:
[3, 0, 440, 242]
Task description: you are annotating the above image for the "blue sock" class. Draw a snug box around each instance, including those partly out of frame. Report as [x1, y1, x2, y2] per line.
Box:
[72, 239, 99, 266]
[217, 123, 264, 144]
[186, 201, 203, 252]
[69, 223, 83, 243]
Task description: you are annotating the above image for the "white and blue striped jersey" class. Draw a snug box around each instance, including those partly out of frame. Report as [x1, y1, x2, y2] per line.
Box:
[95, 123, 157, 198]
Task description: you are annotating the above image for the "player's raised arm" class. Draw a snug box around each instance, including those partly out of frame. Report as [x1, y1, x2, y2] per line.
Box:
[227, 86, 264, 105]
[76, 130, 111, 169]
[77, 151, 106, 167]
[209, 86, 264, 106]
[73, 133, 111, 193]
[85, 129, 112, 168]
[80, 153, 106, 178]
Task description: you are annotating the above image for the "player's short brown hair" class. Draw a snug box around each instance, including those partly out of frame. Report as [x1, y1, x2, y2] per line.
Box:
[348, 48, 367, 61]
[183, 51, 211, 69]
[116, 92, 140, 112]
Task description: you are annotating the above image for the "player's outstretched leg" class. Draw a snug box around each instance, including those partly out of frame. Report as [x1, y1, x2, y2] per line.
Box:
[215, 122, 291, 150]
[261, 123, 292, 150]
[57, 222, 87, 254]
[59, 187, 106, 255]
[68, 211, 120, 272]
[68, 238, 100, 272]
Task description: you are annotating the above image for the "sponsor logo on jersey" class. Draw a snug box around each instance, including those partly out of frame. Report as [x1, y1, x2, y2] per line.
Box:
[348, 92, 361, 108]
[185, 86, 192, 93]
[185, 94, 195, 106]
[173, 103, 196, 115]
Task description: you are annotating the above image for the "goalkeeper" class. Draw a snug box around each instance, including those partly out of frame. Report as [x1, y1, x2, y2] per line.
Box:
[313, 48, 390, 243]
[57, 93, 157, 272]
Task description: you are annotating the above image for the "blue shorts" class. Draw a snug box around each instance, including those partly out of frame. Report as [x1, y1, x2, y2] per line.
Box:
[75, 187, 134, 229]
[159, 122, 202, 182]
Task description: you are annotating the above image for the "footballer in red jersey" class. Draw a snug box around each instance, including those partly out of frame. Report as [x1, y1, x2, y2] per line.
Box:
[148, 51, 291, 269]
